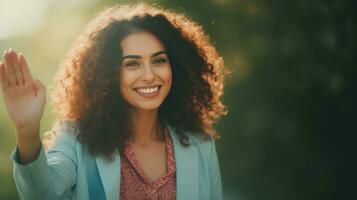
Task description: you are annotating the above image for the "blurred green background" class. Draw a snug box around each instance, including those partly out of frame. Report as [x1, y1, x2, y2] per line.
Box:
[0, 0, 356, 199]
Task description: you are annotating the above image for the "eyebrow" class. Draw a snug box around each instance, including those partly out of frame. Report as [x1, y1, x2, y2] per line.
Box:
[121, 50, 167, 61]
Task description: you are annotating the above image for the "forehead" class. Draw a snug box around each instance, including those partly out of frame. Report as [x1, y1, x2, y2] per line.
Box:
[120, 31, 165, 56]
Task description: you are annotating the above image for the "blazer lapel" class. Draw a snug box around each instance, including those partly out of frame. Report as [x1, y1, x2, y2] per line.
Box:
[168, 125, 199, 200]
[95, 126, 199, 200]
[95, 151, 121, 200]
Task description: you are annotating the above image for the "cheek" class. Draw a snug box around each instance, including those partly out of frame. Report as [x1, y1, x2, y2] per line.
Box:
[161, 66, 173, 84]
[119, 69, 136, 85]
[119, 71, 134, 95]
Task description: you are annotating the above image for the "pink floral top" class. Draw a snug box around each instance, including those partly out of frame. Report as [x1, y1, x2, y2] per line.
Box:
[120, 126, 176, 200]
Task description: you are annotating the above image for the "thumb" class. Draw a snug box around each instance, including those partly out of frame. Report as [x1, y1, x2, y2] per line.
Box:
[32, 79, 46, 96]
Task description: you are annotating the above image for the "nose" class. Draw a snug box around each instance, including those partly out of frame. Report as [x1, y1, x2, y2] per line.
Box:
[141, 62, 155, 82]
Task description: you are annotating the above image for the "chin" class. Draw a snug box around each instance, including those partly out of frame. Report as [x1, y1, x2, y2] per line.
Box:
[131, 102, 163, 111]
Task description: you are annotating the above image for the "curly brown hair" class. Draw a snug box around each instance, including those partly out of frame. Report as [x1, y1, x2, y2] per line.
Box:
[48, 3, 228, 159]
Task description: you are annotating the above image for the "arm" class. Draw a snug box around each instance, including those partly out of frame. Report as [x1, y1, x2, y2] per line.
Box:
[1, 49, 45, 164]
[11, 121, 77, 200]
[1, 50, 76, 199]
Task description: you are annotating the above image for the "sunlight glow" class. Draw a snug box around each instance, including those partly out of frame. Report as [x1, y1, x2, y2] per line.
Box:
[0, 0, 100, 40]
[0, 0, 50, 39]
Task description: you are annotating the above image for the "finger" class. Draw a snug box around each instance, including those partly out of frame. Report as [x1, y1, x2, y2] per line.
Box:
[0, 61, 9, 90]
[10, 50, 23, 85]
[4, 49, 16, 87]
[32, 78, 46, 97]
[34, 78, 46, 91]
[18, 53, 33, 84]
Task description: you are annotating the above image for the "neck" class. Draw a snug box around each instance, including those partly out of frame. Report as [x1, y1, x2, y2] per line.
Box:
[130, 109, 163, 145]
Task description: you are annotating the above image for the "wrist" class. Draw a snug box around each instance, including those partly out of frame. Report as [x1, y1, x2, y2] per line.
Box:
[15, 123, 40, 141]
[16, 136, 42, 165]
[15, 121, 40, 132]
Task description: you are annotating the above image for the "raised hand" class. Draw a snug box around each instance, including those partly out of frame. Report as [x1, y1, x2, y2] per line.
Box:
[0, 49, 46, 132]
[0, 49, 46, 164]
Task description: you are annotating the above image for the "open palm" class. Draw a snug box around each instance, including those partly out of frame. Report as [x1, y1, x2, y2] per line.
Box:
[0, 50, 46, 129]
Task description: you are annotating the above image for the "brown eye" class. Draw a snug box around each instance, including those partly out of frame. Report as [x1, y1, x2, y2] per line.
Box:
[153, 58, 167, 64]
[124, 61, 139, 67]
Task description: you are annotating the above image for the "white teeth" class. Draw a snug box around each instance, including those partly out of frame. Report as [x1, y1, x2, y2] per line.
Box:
[136, 86, 159, 93]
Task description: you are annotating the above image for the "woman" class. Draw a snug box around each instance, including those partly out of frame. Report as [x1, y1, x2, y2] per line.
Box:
[0, 3, 227, 200]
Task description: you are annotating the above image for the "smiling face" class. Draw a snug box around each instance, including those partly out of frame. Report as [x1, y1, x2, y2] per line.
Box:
[119, 31, 172, 111]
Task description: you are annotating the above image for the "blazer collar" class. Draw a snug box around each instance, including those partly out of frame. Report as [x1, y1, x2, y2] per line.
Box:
[168, 125, 199, 200]
[95, 125, 199, 200]
[95, 150, 120, 200]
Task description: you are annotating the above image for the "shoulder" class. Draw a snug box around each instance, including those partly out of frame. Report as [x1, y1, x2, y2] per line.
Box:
[189, 133, 216, 153]
[44, 120, 80, 151]
[167, 125, 216, 156]
[52, 120, 80, 135]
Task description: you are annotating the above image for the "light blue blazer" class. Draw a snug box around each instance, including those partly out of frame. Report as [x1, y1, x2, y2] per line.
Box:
[11, 121, 223, 200]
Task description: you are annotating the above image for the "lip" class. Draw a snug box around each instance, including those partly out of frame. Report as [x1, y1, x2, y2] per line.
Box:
[133, 85, 162, 90]
[133, 85, 161, 98]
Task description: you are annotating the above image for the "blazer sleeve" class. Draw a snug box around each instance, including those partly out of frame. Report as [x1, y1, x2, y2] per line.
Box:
[209, 137, 224, 200]
[10, 121, 78, 200]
